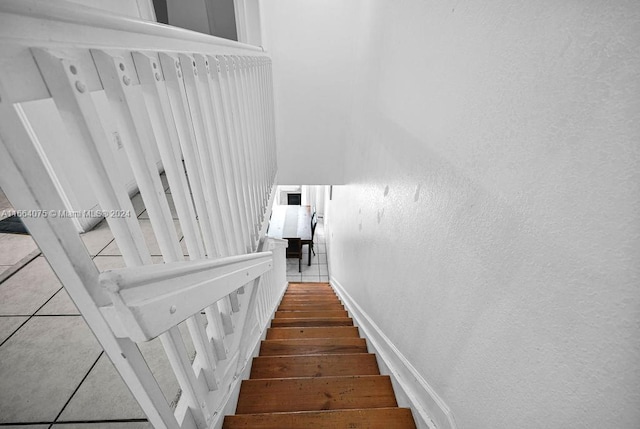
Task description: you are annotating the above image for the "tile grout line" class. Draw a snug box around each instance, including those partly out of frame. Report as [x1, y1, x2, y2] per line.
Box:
[91, 237, 116, 259]
[48, 351, 104, 429]
[0, 286, 64, 348]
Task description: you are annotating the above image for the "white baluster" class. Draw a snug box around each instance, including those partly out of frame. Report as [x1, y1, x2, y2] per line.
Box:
[132, 51, 220, 391]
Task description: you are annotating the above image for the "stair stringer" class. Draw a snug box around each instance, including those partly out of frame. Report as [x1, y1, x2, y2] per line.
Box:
[330, 276, 457, 429]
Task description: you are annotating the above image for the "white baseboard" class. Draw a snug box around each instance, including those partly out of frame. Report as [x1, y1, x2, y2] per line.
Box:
[330, 276, 457, 429]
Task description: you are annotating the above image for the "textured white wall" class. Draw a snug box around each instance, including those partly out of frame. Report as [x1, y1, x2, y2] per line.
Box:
[322, 1, 640, 428]
[261, 0, 361, 185]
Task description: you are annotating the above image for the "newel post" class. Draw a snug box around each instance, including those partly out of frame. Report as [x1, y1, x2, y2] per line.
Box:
[267, 237, 288, 291]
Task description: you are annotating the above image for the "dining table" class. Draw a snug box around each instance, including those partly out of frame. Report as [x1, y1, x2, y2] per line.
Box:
[267, 205, 313, 265]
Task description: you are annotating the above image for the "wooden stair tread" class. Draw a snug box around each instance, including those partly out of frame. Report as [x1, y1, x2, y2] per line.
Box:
[226, 282, 416, 428]
[280, 299, 342, 305]
[289, 282, 330, 287]
[282, 295, 337, 299]
[250, 353, 380, 379]
[275, 310, 348, 319]
[281, 295, 340, 301]
[266, 326, 360, 339]
[277, 303, 345, 311]
[270, 317, 354, 328]
[235, 375, 397, 414]
[260, 338, 367, 356]
[223, 407, 416, 428]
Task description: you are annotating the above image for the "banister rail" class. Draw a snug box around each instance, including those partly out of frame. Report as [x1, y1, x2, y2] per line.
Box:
[100, 251, 274, 342]
[0, 0, 263, 52]
[0, 2, 284, 428]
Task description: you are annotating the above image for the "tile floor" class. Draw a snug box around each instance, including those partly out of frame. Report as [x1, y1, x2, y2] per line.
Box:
[285, 224, 328, 283]
[0, 184, 329, 428]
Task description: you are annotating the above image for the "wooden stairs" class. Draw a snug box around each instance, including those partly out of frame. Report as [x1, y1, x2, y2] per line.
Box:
[223, 282, 416, 428]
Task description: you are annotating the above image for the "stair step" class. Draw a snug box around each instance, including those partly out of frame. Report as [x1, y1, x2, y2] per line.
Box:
[266, 326, 360, 340]
[282, 293, 337, 299]
[275, 310, 348, 319]
[280, 297, 340, 304]
[235, 375, 397, 414]
[226, 283, 416, 428]
[223, 407, 416, 429]
[277, 303, 345, 311]
[281, 295, 340, 301]
[284, 287, 334, 293]
[250, 353, 379, 379]
[288, 280, 331, 284]
[270, 317, 354, 328]
[260, 338, 367, 356]
[281, 293, 340, 302]
[284, 287, 335, 292]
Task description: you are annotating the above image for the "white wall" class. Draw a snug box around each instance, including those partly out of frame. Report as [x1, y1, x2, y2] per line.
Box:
[321, 1, 640, 428]
[261, 0, 361, 185]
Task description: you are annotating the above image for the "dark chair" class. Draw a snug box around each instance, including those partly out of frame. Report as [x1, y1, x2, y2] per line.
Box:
[309, 213, 318, 256]
[285, 237, 302, 272]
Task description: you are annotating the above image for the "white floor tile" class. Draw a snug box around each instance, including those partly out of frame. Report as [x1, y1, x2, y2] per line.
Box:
[138, 193, 179, 220]
[286, 266, 301, 275]
[3, 425, 49, 429]
[319, 265, 329, 275]
[0, 316, 102, 423]
[0, 257, 61, 315]
[0, 234, 38, 266]
[0, 316, 28, 344]
[299, 263, 318, 275]
[99, 220, 182, 257]
[80, 219, 114, 256]
[137, 337, 181, 407]
[301, 275, 321, 283]
[286, 274, 302, 282]
[35, 288, 79, 315]
[318, 254, 327, 264]
[319, 275, 329, 282]
[58, 353, 145, 421]
[130, 193, 147, 217]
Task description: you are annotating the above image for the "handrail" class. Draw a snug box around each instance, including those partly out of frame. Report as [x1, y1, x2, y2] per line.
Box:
[100, 251, 274, 342]
[0, 0, 263, 53]
[0, 2, 282, 427]
[101, 251, 273, 291]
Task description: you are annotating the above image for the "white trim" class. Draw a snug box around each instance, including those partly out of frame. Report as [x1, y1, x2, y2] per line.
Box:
[330, 276, 457, 429]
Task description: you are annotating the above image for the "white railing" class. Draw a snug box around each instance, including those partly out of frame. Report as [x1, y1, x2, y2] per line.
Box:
[0, 1, 286, 428]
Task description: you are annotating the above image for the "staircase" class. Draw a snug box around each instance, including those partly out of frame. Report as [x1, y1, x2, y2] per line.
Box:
[224, 282, 416, 428]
